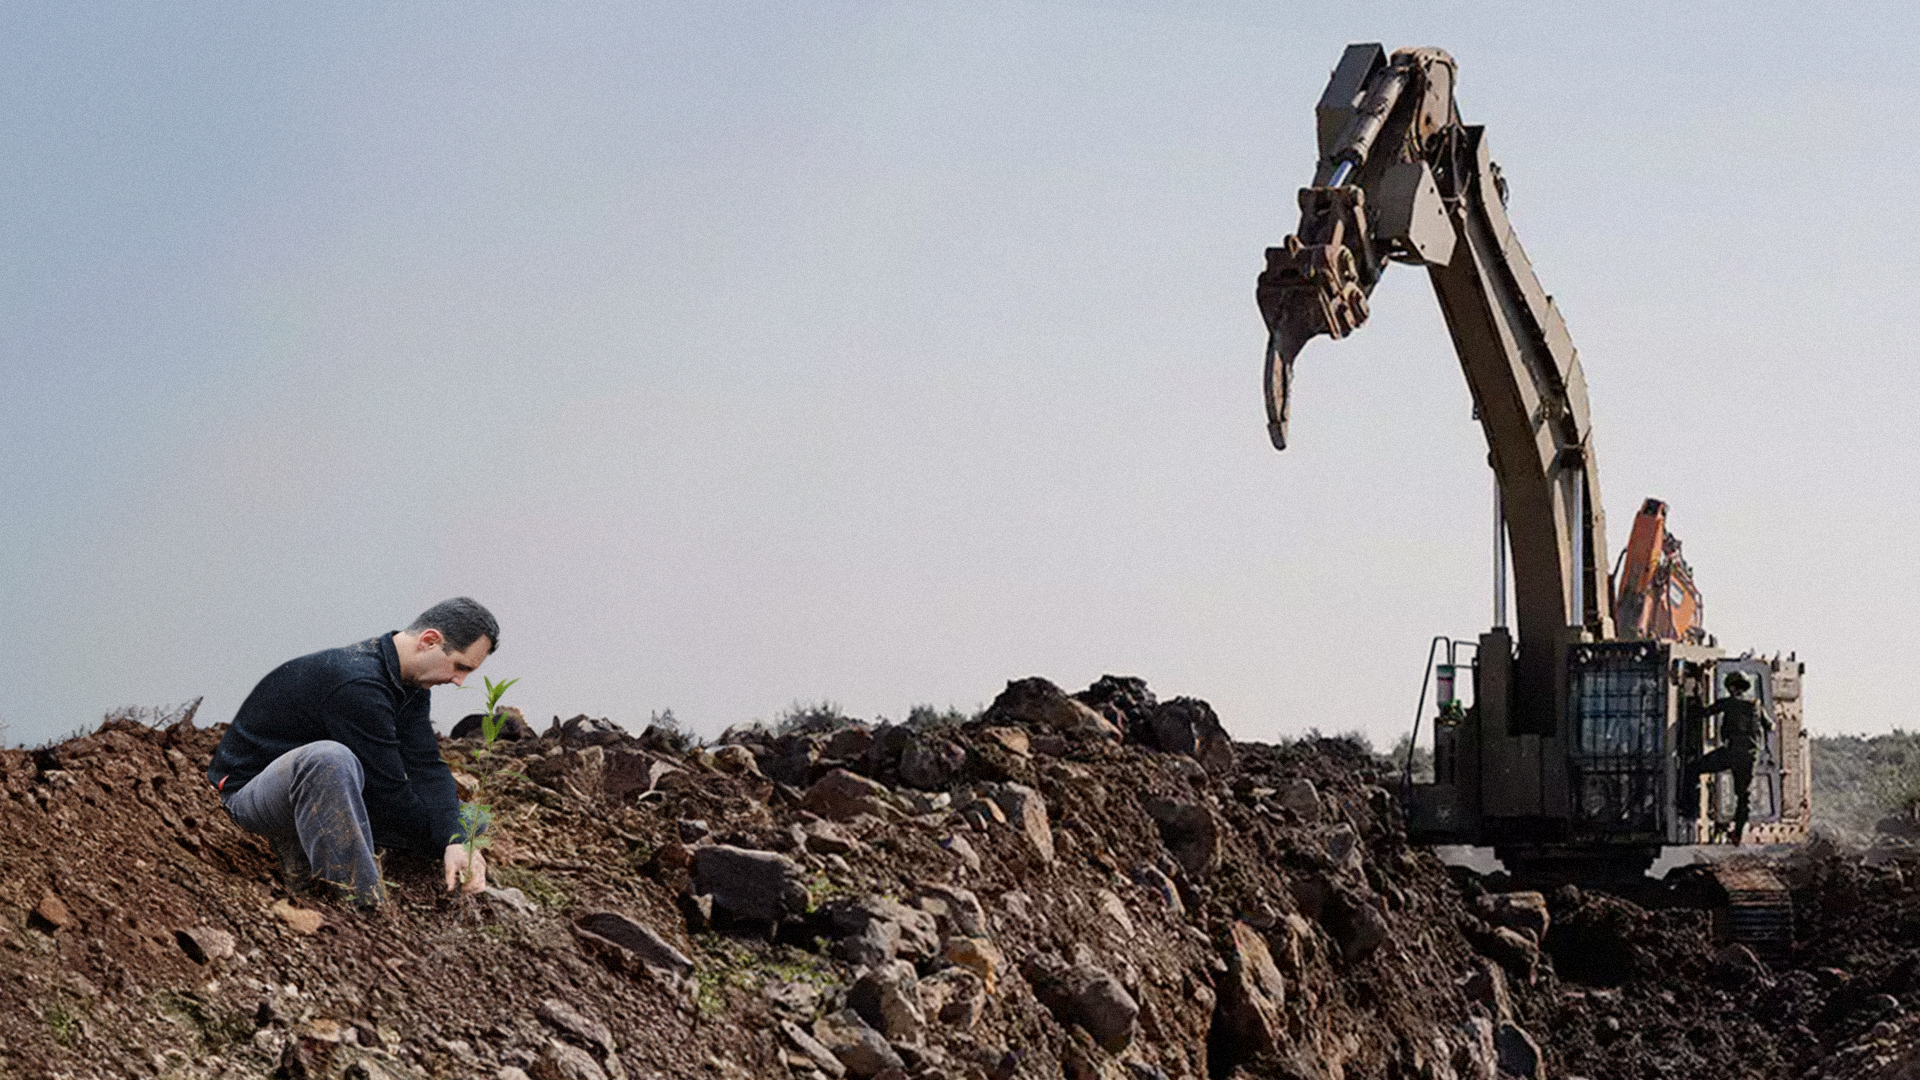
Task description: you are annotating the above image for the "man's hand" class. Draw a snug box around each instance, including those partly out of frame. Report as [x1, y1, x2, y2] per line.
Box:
[444, 843, 488, 894]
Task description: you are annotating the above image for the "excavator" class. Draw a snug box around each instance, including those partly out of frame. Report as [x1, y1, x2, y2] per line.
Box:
[1256, 44, 1810, 950]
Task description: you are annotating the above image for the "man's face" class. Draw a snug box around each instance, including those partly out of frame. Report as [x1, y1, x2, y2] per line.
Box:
[409, 630, 492, 688]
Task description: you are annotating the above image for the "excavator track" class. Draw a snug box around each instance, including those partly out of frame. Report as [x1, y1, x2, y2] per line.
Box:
[1711, 865, 1794, 964]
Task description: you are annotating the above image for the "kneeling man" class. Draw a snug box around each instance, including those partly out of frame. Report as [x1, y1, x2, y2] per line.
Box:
[208, 597, 501, 904]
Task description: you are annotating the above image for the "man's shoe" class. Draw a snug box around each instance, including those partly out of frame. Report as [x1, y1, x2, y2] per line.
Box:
[269, 834, 317, 896]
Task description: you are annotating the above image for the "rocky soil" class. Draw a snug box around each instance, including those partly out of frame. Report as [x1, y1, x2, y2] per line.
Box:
[6, 676, 1920, 1079]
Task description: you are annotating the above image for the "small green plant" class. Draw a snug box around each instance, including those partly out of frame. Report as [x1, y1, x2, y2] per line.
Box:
[451, 675, 519, 880]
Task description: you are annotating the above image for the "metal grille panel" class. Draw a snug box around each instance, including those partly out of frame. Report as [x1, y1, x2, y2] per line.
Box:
[1569, 643, 1667, 835]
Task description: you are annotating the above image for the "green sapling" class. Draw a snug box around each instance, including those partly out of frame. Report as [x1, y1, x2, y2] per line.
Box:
[452, 675, 519, 880]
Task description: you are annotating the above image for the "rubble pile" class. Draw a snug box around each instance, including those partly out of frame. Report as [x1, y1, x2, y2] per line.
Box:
[5, 678, 1920, 1078]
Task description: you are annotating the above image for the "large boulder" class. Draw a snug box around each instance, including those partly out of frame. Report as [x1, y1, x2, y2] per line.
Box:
[991, 783, 1056, 865]
[822, 895, 941, 966]
[811, 1009, 904, 1080]
[985, 677, 1120, 740]
[1215, 921, 1288, 1060]
[1143, 697, 1234, 774]
[898, 736, 967, 791]
[690, 845, 809, 924]
[1474, 891, 1550, 942]
[1023, 956, 1139, 1053]
[1073, 675, 1158, 737]
[1143, 797, 1220, 879]
[802, 769, 899, 822]
[553, 715, 629, 749]
[847, 960, 924, 1040]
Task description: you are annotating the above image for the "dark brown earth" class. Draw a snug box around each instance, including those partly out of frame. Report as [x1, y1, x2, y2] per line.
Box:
[4, 678, 1920, 1080]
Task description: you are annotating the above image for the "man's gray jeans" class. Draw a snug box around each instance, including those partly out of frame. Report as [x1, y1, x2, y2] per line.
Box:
[221, 741, 385, 903]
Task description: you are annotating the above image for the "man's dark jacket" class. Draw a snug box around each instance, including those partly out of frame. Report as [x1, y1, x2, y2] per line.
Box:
[207, 634, 461, 855]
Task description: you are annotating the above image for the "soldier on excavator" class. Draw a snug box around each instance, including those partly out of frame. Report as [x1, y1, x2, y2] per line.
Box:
[1682, 671, 1772, 844]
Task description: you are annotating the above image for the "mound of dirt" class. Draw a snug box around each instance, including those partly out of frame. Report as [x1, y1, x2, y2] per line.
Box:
[5, 677, 1920, 1079]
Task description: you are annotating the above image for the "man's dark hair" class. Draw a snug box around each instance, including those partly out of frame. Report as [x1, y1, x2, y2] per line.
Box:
[407, 597, 499, 654]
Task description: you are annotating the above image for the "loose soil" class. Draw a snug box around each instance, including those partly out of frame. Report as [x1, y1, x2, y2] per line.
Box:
[3, 680, 1919, 1079]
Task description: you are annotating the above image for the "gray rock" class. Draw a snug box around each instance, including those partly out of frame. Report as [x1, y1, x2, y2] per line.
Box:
[1493, 1021, 1543, 1080]
[1131, 864, 1185, 918]
[811, 1009, 904, 1079]
[529, 1039, 607, 1080]
[572, 912, 695, 988]
[1144, 697, 1234, 774]
[802, 769, 898, 822]
[535, 999, 615, 1059]
[779, 1020, 847, 1079]
[984, 677, 1120, 739]
[991, 783, 1055, 864]
[1326, 888, 1391, 963]
[1273, 778, 1321, 821]
[176, 925, 235, 964]
[913, 884, 987, 938]
[941, 833, 981, 872]
[691, 845, 809, 924]
[1215, 921, 1287, 1058]
[557, 715, 629, 749]
[1143, 797, 1219, 878]
[898, 737, 966, 791]
[847, 960, 924, 1040]
[1475, 892, 1550, 941]
[1023, 957, 1139, 1053]
[822, 896, 941, 964]
[918, 968, 986, 1029]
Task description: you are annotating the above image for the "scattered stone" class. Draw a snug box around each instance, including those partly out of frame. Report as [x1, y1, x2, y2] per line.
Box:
[1143, 798, 1219, 878]
[1094, 889, 1134, 937]
[536, 998, 616, 1059]
[691, 846, 809, 924]
[451, 706, 536, 741]
[943, 936, 1006, 994]
[894, 736, 964, 791]
[1323, 823, 1363, 873]
[1475, 892, 1550, 941]
[985, 677, 1120, 740]
[572, 912, 695, 988]
[1325, 887, 1391, 963]
[990, 783, 1055, 864]
[823, 896, 941, 965]
[803, 819, 862, 855]
[979, 727, 1031, 756]
[175, 925, 236, 964]
[1273, 778, 1321, 821]
[918, 968, 987, 1029]
[710, 744, 762, 776]
[529, 1039, 608, 1080]
[941, 833, 982, 872]
[1143, 697, 1234, 774]
[1493, 1021, 1543, 1080]
[554, 715, 628, 749]
[1023, 956, 1139, 1052]
[779, 1020, 848, 1078]
[1462, 957, 1514, 1023]
[32, 892, 75, 932]
[848, 960, 925, 1040]
[677, 818, 710, 843]
[914, 884, 987, 937]
[959, 798, 1008, 831]
[811, 1009, 904, 1079]
[450, 769, 480, 801]
[1712, 943, 1766, 990]
[1215, 921, 1287, 1060]
[485, 886, 537, 915]
[269, 900, 324, 936]
[803, 770, 899, 822]
[601, 750, 657, 803]
[1131, 865, 1185, 919]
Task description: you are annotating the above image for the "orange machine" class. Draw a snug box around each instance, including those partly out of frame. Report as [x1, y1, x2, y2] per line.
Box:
[1611, 499, 1705, 644]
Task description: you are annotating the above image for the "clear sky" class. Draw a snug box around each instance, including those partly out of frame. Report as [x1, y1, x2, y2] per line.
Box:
[3, 2, 1915, 750]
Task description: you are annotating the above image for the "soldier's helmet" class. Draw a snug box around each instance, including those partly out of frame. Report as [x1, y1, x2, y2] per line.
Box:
[1724, 671, 1751, 693]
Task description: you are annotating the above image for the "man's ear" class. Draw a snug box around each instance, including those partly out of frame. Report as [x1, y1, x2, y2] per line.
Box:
[417, 628, 444, 651]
